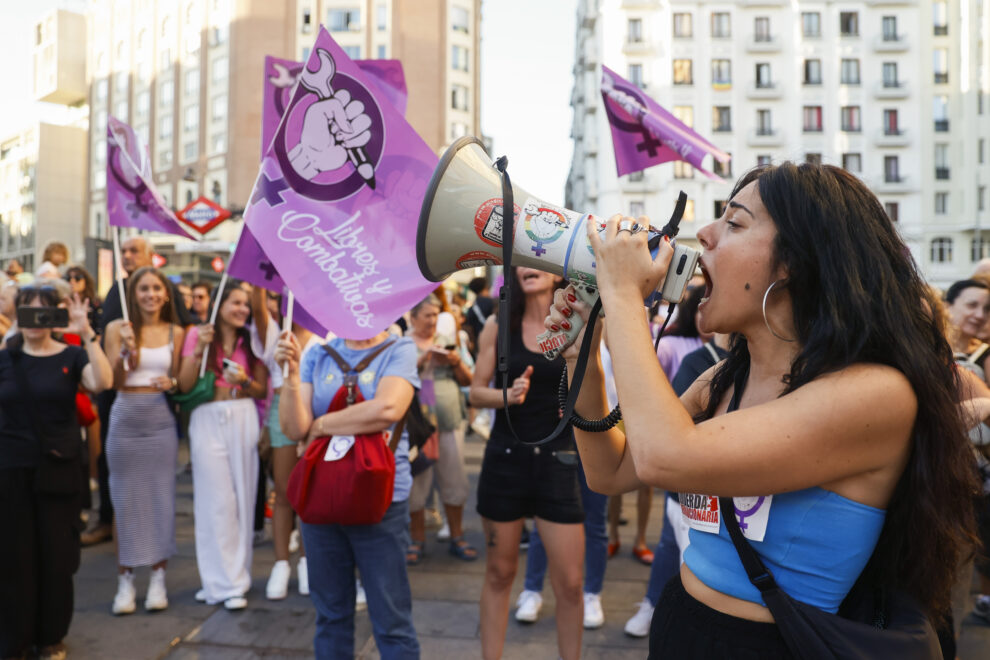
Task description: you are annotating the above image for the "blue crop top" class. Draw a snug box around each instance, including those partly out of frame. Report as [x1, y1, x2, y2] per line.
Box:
[682, 487, 885, 613]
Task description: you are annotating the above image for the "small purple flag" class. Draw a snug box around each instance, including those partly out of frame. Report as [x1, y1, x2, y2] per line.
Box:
[262, 56, 408, 159]
[601, 66, 730, 181]
[243, 27, 437, 340]
[106, 116, 198, 239]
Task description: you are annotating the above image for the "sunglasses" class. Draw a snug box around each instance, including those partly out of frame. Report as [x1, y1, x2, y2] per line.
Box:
[67, 274, 85, 282]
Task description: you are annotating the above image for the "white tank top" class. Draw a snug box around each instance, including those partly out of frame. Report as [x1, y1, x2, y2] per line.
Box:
[124, 343, 173, 387]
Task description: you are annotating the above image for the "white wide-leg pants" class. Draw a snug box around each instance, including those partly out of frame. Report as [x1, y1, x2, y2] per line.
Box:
[189, 399, 260, 603]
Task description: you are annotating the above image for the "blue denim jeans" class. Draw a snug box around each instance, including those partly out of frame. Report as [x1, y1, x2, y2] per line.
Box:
[646, 494, 682, 606]
[524, 461, 608, 594]
[301, 500, 419, 660]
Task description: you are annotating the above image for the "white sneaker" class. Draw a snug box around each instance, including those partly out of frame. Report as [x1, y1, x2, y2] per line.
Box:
[470, 411, 492, 440]
[112, 571, 136, 615]
[223, 596, 247, 610]
[266, 560, 291, 600]
[297, 556, 309, 596]
[144, 567, 168, 611]
[514, 589, 543, 623]
[623, 598, 655, 638]
[355, 578, 367, 612]
[436, 521, 451, 541]
[194, 589, 207, 603]
[288, 529, 301, 554]
[583, 592, 605, 629]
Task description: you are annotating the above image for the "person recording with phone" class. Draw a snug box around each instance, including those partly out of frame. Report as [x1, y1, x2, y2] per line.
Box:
[547, 162, 978, 658]
[0, 283, 112, 660]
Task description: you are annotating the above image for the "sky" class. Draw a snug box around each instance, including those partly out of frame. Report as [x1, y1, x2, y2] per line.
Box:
[1, 0, 578, 199]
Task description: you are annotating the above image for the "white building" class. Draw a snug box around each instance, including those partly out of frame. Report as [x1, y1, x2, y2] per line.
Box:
[566, 0, 990, 287]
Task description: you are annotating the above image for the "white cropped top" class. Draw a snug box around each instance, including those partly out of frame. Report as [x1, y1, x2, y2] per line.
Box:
[124, 343, 173, 387]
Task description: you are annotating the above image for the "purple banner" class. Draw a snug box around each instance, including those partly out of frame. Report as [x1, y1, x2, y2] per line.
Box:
[106, 116, 197, 239]
[262, 56, 408, 159]
[601, 66, 730, 181]
[243, 27, 437, 340]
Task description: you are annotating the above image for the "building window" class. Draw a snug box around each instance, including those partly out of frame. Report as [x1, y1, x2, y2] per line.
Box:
[159, 80, 174, 108]
[159, 114, 173, 140]
[183, 140, 198, 161]
[935, 192, 949, 214]
[629, 171, 644, 182]
[882, 62, 899, 87]
[806, 153, 822, 165]
[211, 94, 226, 121]
[452, 6, 469, 33]
[159, 148, 172, 169]
[933, 95, 949, 131]
[673, 59, 693, 85]
[933, 0, 948, 36]
[934, 49, 948, 83]
[840, 12, 859, 37]
[183, 105, 198, 133]
[184, 68, 199, 97]
[883, 109, 899, 135]
[377, 45, 386, 59]
[712, 106, 731, 132]
[840, 59, 860, 85]
[376, 4, 386, 31]
[711, 12, 731, 38]
[885, 202, 899, 223]
[980, 186, 987, 212]
[804, 59, 822, 85]
[754, 16, 770, 42]
[628, 64, 644, 88]
[210, 26, 227, 47]
[714, 200, 727, 218]
[673, 105, 694, 128]
[450, 122, 469, 140]
[885, 155, 900, 182]
[211, 56, 228, 83]
[95, 78, 109, 103]
[137, 91, 150, 116]
[935, 143, 949, 179]
[452, 45, 469, 72]
[343, 45, 360, 59]
[802, 12, 821, 38]
[755, 63, 771, 88]
[627, 18, 642, 43]
[713, 154, 732, 178]
[711, 59, 731, 89]
[757, 154, 772, 167]
[210, 132, 226, 154]
[211, 179, 222, 204]
[328, 8, 361, 32]
[673, 13, 692, 38]
[683, 200, 695, 222]
[302, 8, 312, 32]
[137, 124, 150, 148]
[757, 109, 772, 135]
[882, 16, 898, 41]
[160, 48, 172, 70]
[842, 153, 862, 172]
[973, 238, 990, 261]
[930, 237, 953, 263]
[803, 106, 822, 132]
[980, 139, 985, 164]
[114, 100, 128, 121]
[629, 201, 645, 217]
[841, 106, 861, 132]
[451, 84, 468, 111]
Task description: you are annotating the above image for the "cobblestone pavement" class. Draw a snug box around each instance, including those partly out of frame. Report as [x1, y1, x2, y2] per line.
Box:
[67, 434, 990, 659]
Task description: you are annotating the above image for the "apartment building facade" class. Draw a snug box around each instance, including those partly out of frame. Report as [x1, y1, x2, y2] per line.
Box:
[566, 0, 990, 286]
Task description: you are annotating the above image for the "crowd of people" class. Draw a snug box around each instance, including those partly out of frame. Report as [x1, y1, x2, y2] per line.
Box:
[1, 161, 990, 660]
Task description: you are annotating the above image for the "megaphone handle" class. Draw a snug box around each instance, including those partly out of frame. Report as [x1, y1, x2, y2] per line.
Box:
[537, 283, 599, 361]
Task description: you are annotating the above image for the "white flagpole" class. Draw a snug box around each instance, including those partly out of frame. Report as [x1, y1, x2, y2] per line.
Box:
[282, 290, 294, 379]
[200, 269, 228, 378]
[112, 227, 129, 324]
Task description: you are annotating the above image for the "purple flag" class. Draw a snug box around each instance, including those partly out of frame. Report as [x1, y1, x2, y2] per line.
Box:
[243, 27, 437, 340]
[106, 116, 197, 239]
[601, 66, 730, 181]
[262, 56, 408, 159]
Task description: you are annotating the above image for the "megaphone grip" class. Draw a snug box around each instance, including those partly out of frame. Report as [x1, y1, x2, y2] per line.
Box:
[536, 284, 599, 360]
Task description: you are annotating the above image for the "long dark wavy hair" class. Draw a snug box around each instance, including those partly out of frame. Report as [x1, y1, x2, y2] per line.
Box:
[125, 267, 178, 367]
[699, 162, 978, 619]
[204, 281, 258, 377]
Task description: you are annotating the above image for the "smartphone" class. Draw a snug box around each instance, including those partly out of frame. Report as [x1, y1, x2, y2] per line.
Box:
[17, 307, 68, 329]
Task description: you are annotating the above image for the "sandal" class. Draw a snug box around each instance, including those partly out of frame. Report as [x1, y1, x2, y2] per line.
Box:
[449, 536, 478, 562]
[406, 541, 424, 566]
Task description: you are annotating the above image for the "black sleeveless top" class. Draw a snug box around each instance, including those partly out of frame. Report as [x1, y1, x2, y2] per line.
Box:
[491, 326, 575, 449]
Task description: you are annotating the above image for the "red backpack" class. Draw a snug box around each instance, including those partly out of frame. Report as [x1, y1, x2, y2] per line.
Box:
[287, 341, 405, 526]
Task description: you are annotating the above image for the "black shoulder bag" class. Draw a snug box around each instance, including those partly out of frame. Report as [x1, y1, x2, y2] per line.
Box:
[721, 366, 941, 660]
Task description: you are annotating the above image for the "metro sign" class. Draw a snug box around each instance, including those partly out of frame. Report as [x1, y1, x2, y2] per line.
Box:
[177, 196, 232, 235]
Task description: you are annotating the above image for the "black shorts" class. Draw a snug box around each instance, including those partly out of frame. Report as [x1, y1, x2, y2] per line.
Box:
[475, 440, 583, 524]
[650, 575, 792, 659]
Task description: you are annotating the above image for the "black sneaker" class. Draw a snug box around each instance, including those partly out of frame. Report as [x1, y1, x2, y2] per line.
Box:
[974, 596, 990, 623]
[519, 525, 530, 550]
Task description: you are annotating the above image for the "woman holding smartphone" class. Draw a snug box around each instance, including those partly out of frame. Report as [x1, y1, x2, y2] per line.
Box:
[177, 282, 268, 610]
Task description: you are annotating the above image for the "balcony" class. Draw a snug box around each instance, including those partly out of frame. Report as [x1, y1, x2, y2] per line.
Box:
[873, 175, 912, 194]
[874, 81, 909, 99]
[622, 38, 656, 55]
[934, 72, 949, 84]
[746, 35, 781, 53]
[874, 128, 910, 147]
[747, 129, 785, 147]
[746, 82, 782, 99]
[935, 167, 950, 180]
[934, 119, 949, 132]
[934, 25, 948, 36]
[873, 34, 908, 52]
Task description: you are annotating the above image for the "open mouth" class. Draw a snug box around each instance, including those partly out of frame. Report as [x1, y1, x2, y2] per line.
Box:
[700, 263, 713, 304]
[521, 272, 541, 283]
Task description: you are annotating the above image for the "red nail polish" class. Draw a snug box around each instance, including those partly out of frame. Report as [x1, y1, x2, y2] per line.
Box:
[550, 324, 560, 332]
[561, 307, 572, 317]
[561, 320, 571, 330]
[567, 293, 577, 303]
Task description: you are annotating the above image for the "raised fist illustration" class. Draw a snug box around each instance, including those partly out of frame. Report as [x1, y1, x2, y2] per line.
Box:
[287, 88, 372, 180]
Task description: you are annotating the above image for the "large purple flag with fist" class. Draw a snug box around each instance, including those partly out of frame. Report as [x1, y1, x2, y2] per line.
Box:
[241, 27, 437, 340]
[601, 66, 730, 181]
[106, 116, 197, 239]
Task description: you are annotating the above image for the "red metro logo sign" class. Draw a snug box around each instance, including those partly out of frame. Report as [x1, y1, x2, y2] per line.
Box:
[177, 196, 232, 235]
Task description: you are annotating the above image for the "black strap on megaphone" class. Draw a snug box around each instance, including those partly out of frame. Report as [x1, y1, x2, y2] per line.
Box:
[493, 156, 686, 447]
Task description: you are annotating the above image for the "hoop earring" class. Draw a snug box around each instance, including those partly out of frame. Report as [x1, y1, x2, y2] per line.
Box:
[762, 280, 796, 343]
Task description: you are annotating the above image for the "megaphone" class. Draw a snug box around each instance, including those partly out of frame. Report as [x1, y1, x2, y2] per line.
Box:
[417, 136, 700, 357]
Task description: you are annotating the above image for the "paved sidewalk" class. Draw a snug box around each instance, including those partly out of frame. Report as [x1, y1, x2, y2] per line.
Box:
[67, 433, 990, 659]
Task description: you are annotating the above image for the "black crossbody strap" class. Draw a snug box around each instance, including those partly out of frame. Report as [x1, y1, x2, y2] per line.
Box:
[321, 340, 395, 374]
